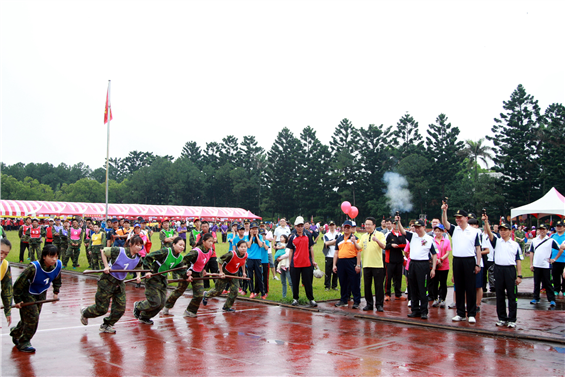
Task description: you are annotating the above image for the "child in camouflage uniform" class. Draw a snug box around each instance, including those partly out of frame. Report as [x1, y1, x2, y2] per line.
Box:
[80, 235, 144, 333]
[161, 233, 213, 318]
[68, 218, 83, 268]
[203, 239, 248, 312]
[10, 245, 62, 353]
[88, 222, 107, 271]
[60, 220, 70, 267]
[134, 236, 191, 324]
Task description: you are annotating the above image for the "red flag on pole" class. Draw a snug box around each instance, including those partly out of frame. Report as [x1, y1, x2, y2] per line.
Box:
[104, 88, 113, 124]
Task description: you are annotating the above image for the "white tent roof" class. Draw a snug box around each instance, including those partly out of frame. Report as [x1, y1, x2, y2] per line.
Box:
[510, 187, 565, 219]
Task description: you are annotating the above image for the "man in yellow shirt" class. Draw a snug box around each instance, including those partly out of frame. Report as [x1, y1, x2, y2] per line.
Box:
[360, 217, 387, 312]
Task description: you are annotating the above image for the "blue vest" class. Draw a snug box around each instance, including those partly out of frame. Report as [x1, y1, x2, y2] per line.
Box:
[29, 260, 62, 295]
[109, 248, 140, 280]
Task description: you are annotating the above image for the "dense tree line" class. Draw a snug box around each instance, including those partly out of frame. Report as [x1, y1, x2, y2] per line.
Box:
[2, 85, 564, 223]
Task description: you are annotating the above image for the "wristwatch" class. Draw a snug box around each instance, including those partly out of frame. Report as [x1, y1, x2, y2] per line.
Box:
[517, 275, 523, 278]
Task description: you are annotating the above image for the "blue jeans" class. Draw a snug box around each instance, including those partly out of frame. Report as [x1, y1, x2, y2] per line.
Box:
[280, 269, 292, 298]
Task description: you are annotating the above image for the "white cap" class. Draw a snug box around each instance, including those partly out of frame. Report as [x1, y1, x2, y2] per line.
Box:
[294, 216, 305, 225]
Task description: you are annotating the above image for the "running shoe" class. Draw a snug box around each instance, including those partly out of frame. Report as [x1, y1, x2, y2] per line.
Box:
[291, 299, 299, 306]
[162, 307, 170, 315]
[309, 300, 317, 307]
[183, 310, 197, 318]
[384, 296, 391, 301]
[439, 300, 446, 308]
[99, 324, 117, 333]
[507, 322, 516, 328]
[452, 315, 465, 322]
[550, 301, 556, 307]
[496, 320, 507, 327]
[223, 307, 236, 312]
[261, 294, 268, 300]
[80, 307, 88, 326]
[18, 346, 36, 353]
[249, 293, 257, 299]
[399, 296, 407, 301]
[530, 299, 539, 304]
[432, 299, 439, 307]
[334, 301, 348, 307]
[202, 291, 209, 306]
[138, 317, 154, 325]
[468, 316, 476, 323]
[448, 302, 457, 309]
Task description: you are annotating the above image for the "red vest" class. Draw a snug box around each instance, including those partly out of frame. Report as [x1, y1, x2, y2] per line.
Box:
[46, 226, 53, 242]
[30, 227, 41, 239]
[224, 250, 248, 274]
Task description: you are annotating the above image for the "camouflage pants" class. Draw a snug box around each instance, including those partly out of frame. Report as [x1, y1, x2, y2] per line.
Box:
[90, 246, 103, 271]
[29, 242, 42, 262]
[10, 291, 46, 349]
[137, 276, 167, 320]
[206, 277, 239, 309]
[86, 245, 93, 268]
[59, 243, 69, 266]
[68, 245, 81, 267]
[83, 277, 126, 326]
[165, 278, 204, 315]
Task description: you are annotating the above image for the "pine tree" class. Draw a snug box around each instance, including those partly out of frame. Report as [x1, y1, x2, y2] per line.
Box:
[393, 113, 424, 160]
[330, 118, 360, 206]
[264, 128, 301, 219]
[487, 84, 542, 207]
[539, 103, 565, 194]
[425, 114, 465, 199]
[219, 135, 241, 167]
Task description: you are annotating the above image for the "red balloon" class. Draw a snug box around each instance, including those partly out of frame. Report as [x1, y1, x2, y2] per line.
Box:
[349, 206, 359, 219]
[341, 201, 352, 214]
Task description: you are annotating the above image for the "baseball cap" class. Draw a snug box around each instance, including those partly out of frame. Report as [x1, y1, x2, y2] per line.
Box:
[538, 224, 548, 230]
[468, 218, 479, 225]
[414, 219, 426, 227]
[134, 223, 141, 228]
[556, 220, 564, 227]
[294, 216, 304, 226]
[351, 221, 357, 227]
[163, 217, 170, 222]
[499, 222, 511, 230]
[250, 222, 259, 228]
[329, 220, 336, 225]
[433, 223, 445, 230]
[343, 220, 353, 227]
[454, 210, 468, 217]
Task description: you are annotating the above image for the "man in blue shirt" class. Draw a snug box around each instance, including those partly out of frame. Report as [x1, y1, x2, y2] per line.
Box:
[550, 220, 565, 298]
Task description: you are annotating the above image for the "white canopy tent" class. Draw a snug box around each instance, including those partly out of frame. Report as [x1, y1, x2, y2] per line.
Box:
[510, 187, 565, 220]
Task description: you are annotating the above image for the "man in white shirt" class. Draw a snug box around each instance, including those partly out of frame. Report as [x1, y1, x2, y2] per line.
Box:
[483, 216, 524, 328]
[323, 221, 339, 291]
[397, 217, 437, 319]
[274, 218, 290, 243]
[529, 224, 562, 307]
[442, 204, 482, 323]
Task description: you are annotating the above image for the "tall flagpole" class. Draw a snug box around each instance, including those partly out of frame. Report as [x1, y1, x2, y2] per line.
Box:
[105, 80, 111, 222]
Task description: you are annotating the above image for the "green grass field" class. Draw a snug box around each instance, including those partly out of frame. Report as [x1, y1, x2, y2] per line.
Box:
[3, 230, 533, 305]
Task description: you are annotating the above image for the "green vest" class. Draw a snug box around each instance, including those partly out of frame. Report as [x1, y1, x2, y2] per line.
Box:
[162, 229, 175, 238]
[158, 248, 184, 273]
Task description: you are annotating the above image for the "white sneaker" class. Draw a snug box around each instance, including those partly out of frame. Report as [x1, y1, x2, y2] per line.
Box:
[408, 300, 412, 307]
[99, 324, 116, 333]
[452, 315, 465, 322]
[183, 310, 197, 318]
[432, 299, 439, 307]
[162, 307, 169, 315]
[468, 316, 476, 323]
[448, 302, 457, 309]
[496, 320, 507, 327]
[273, 276, 280, 281]
[507, 322, 516, 328]
[80, 307, 88, 326]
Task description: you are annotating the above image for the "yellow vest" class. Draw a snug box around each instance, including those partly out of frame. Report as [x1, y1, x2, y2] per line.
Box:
[91, 232, 103, 246]
[0, 259, 8, 281]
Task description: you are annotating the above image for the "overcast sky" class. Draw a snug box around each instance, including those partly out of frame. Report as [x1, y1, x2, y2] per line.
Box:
[2, 0, 564, 171]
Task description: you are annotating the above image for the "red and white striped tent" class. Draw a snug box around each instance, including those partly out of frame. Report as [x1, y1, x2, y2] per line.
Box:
[0, 200, 262, 220]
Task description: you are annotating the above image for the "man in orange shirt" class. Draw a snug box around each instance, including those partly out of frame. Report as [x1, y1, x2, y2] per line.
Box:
[333, 220, 362, 308]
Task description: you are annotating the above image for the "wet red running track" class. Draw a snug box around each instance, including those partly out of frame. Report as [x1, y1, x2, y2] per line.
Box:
[2, 267, 564, 376]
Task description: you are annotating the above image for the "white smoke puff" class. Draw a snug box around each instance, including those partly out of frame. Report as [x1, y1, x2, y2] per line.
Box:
[383, 172, 413, 215]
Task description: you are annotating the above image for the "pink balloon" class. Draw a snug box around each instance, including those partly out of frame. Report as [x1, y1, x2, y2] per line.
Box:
[341, 201, 351, 214]
[349, 206, 359, 219]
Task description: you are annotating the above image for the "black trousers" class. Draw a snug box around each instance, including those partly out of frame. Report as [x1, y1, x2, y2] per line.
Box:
[262, 262, 270, 293]
[552, 262, 565, 294]
[408, 260, 429, 315]
[453, 256, 477, 318]
[337, 257, 361, 304]
[324, 257, 338, 289]
[431, 269, 449, 301]
[385, 262, 403, 297]
[221, 233, 227, 243]
[494, 265, 518, 322]
[533, 267, 555, 301]
[247, 259, 264, 295]
[290, 265, 314, 301]
[19, 242, 29, 262]
[363, 267, 385, 307]
[203, 256, 219, 288]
